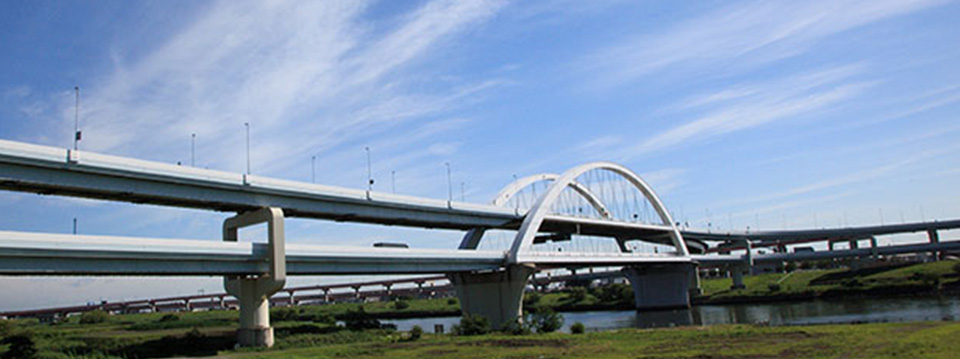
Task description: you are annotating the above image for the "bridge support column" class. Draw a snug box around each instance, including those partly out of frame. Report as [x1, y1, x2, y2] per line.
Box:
[623, 263, 696, 310]
[928, 229, 941, 260]
[688, 266, 702, 297]
[448, 265, 534, 330]
[222, 207, 286, 348]
[730, 266, 746, 290]
[286, 290, 298, 306]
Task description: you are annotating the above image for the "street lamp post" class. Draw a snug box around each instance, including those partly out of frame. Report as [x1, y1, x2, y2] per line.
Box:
[365, 147, 373, 194]
[191, 133, 196, 167]
[244, 123, 251, 175]
[74, 87, 80, 151]
[445, 162, 452, 204]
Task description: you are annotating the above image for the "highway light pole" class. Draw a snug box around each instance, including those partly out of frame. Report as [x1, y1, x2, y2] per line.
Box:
[365, 147, 373, 192]
[244, 123, 250, 175]
[191, 133, 196, 167]
[445, 162, 452, 203]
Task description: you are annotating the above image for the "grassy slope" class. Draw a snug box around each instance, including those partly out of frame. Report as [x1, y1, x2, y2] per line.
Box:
[697, 260, 959, 303]
[226, 322, 960, 359]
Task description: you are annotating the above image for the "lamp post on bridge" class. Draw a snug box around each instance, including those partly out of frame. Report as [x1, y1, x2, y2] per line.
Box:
[244, 122, 251, 175]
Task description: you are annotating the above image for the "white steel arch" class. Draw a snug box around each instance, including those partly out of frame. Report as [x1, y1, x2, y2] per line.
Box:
[507, 162, 688, 263]
[492, 173, 611, 218]
[458, 173, 612, 250]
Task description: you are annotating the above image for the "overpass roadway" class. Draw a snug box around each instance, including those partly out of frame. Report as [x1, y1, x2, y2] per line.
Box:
[0, 140, 677, 244]
[1, 229, 955, 276]
[0, 230, 694, 276]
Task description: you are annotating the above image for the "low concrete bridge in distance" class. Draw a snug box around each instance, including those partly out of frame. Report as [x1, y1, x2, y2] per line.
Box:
[0, 139, 958, 346]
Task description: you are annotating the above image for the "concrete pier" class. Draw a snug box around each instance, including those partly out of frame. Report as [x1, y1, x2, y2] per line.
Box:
[448, 265, 534, 329]
[222, 207, 286, 348]
[623, 263, 697, 310]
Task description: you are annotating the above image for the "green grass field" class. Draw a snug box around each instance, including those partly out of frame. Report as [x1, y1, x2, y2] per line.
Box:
[2, 260, 958, 358]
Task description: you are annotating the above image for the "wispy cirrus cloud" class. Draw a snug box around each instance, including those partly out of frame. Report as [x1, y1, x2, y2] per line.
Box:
[626, 65, 873, 155]
[584, 0, 949, 86]
[54, 0, 507, 179]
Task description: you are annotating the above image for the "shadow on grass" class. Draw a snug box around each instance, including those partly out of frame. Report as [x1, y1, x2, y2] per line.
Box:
[76, 329, 236, 358]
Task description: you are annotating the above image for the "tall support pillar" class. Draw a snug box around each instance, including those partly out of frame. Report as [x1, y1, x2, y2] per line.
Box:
[623, 263, 697, 310]
[448, 265, 534, 330]
[286, 290, 298, 306]
[223, 207, 286, 348]
[730, 266, 746, 290]
[415, 281, 425, 298]
[688, 265, 702, 297]
[928, 229, 941, 260]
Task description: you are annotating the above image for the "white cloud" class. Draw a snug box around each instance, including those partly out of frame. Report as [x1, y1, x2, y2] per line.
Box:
[585, 0, 948, 86]
[58, 0, 507, 182]
[628, 65, 872, 155]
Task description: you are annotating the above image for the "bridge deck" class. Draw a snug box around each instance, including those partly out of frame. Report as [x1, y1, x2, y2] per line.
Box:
[0, 230, 696, 275]
[0, 140, 679, 242]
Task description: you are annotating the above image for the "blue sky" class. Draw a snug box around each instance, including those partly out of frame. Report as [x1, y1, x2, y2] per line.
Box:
[1, 0, 959, 311]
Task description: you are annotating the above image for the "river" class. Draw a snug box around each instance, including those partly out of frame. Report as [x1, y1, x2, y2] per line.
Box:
[384, 295, 960, 333]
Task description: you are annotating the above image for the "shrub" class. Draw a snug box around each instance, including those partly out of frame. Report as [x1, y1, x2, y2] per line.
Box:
[594, 283, 633, 305]
[529, 308, 564, 333]
[570, 322, 585, 334]
[159, 314, 179, 322]
[500, 317, 531, 335]
[566, 287, 588, 302]
[953, 262, 960, 275]
[394, 300, 410, 310]
[79, 310, 109, 324]
[784, 262, 797, 272]
[310, 312, 336, 325]
[271, 307, 301, 322]
[767, 283, 781, 292]
[1, 334, 38, 359]
[409, 325, 423, 341]
[447, 298, 458, 305]
[343, 306, 382, 331]
[455, 314, 490, 336]
[523, 291, 542, 306]
[841, 278, 862, 288]
[0, 320, 11, 336]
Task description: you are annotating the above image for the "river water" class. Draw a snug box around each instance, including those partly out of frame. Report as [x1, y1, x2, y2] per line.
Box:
[384, 295, 960, 333]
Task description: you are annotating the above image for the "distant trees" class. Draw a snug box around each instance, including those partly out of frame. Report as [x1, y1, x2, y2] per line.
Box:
[79, 310, 109, 324]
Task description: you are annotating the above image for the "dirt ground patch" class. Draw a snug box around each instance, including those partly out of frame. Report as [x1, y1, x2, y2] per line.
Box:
[467, 338, 570, 348]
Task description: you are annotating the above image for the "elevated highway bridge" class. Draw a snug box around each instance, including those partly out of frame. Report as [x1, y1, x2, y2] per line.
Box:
[0, 139, 957, 346]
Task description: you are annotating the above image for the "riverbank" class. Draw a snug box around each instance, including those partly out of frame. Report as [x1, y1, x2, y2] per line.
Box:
[514, 260, 960, 313]
[696, 259, 960, 305]
[4, 314, 957, 358]
[285, 260, 960, 319]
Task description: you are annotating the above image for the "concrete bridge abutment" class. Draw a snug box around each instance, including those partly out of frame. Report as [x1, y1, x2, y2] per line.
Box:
[448, 265, 535, 330]
[623, 263, 697, 310]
